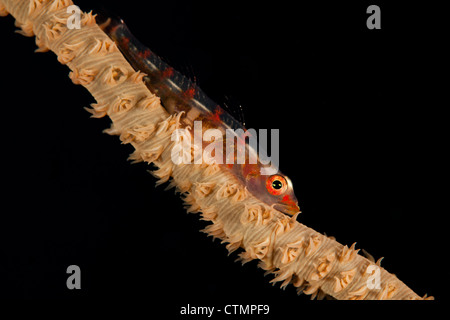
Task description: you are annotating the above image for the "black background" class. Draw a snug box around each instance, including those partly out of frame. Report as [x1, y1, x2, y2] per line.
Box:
[0, 0, 445, 316]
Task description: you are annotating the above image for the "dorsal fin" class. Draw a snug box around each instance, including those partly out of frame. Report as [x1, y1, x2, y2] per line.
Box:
[223, 96, 246, 127]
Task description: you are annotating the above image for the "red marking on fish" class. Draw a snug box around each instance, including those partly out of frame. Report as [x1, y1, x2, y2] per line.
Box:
[137, 49, 151, 59]
[161, 67, 174, 78]
[182, 85, 196, 100]
[243, 163, 259, 179]
[121, 37, 130, 48]
[206, 106, 223, 124]
[282, 195, 297, 207]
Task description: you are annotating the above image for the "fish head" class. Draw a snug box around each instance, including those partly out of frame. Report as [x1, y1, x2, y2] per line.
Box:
[246, 169, 300, 215]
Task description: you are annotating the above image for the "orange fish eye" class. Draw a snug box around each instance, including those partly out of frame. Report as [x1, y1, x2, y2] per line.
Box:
[266, 175, 288, 196]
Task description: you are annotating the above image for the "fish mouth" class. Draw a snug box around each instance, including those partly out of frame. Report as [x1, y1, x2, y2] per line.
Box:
[274, 203, 301, 216]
